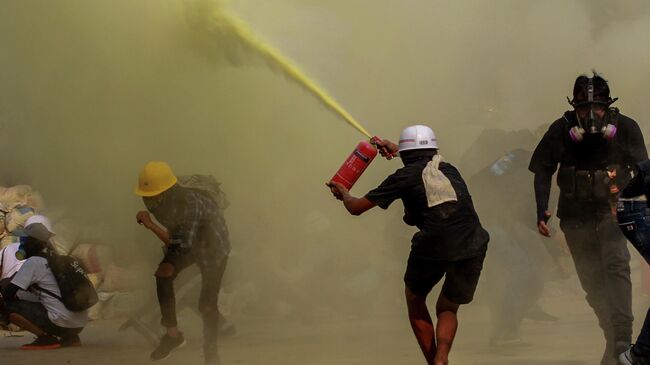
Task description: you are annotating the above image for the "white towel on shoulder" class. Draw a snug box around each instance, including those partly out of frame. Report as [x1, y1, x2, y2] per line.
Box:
[422, 155, 458, 207]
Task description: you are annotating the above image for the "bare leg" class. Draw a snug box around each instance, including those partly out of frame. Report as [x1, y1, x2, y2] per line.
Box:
[8, 313, 46, 337]
[433, 294, 460, 365]
[405, 287, 436, 364]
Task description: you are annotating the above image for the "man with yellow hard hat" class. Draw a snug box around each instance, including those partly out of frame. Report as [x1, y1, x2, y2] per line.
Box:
[135, 161, 230, 365]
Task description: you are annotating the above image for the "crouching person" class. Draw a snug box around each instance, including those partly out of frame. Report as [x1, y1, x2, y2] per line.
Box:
[0, 215, 87, 349]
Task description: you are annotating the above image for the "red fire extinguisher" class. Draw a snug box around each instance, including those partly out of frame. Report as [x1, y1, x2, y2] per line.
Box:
[330, 139, 380, 190]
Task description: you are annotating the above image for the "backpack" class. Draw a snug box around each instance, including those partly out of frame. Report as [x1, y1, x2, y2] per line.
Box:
[35, 254, 98, 312]
[177, 174, 229, 209]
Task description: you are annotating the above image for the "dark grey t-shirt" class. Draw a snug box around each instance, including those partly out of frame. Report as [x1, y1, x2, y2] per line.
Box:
[365, 159, 489, 261]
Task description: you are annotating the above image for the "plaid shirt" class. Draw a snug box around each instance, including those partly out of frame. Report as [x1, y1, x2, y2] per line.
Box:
[147, 185, 230, 266]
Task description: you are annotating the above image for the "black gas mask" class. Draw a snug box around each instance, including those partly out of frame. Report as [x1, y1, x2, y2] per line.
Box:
[568, 76, 618, 143]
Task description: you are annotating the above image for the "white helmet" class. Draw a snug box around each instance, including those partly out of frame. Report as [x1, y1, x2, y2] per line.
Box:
[398, 125, 438, 152]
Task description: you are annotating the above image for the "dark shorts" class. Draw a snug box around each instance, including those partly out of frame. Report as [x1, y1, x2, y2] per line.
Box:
[404, 248, 486, 304]
[2, 299, 82, 338]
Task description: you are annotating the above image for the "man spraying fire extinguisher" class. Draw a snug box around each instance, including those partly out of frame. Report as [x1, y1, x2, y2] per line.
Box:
[327, 124, 490, 365]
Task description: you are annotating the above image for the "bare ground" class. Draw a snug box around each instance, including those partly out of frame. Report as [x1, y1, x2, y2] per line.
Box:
[2, 275, 648, 365]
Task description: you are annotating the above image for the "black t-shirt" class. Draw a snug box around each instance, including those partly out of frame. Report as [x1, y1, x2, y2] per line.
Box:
[365, 158, 489, 261]
[529, 110, 647, 219]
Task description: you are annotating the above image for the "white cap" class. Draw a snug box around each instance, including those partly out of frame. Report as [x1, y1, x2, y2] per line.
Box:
[398, 125, 438, 152]
[24, 214, 55, 241]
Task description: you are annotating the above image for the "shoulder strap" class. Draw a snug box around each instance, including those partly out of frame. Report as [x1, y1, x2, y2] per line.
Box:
[31, 283, 63, 301]
[0, 247, 5, 277]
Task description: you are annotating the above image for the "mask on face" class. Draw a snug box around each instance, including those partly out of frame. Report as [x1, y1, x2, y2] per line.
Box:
[577, 105, 608, 134]
[143, 195, 164, 211]
[15, 235, 48, 260]
[15, 236, 28, 260]
[568, 77, 618, 143]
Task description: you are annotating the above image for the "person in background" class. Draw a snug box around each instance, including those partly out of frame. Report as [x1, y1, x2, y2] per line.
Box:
[470, 149, 560, 347]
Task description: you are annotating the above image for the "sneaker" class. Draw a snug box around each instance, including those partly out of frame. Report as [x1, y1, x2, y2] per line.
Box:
[60, 334, 82, 347]
[20, 335, 61, 350]
[619, 346, 650, 365]
[150, 333, 186, 361]
[617, 341, 633, 357]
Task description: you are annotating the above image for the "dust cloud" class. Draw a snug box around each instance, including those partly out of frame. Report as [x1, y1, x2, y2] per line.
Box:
[1, 0, 650, 364]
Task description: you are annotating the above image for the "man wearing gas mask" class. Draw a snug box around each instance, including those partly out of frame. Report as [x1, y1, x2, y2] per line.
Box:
[529, 72, 647, 365]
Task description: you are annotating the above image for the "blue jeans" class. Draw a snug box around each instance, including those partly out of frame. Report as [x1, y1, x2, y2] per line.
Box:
[617, 200, 650, 357]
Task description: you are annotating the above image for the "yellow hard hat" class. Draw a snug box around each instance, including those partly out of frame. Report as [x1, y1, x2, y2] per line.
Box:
[135, 161, 178, 197]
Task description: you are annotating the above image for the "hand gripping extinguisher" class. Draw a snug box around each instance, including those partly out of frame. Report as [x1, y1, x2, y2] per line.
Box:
[330, 137, 385, 190]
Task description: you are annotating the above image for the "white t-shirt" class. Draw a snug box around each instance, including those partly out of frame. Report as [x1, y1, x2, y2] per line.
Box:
[0, 243, 24, 280]
[11, 256, 88, 329]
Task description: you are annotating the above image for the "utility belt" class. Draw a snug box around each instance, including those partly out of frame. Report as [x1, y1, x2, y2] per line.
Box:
[557, 165, 619, 203]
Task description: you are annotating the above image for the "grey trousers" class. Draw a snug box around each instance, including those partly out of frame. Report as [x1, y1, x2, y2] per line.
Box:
[561, 213, 633, 357]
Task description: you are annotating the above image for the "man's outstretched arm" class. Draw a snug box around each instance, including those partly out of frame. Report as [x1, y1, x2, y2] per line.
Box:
[327, 181, 376, 216]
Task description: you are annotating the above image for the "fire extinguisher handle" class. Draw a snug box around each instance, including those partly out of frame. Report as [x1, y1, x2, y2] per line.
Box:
[370, 136, 396, 160]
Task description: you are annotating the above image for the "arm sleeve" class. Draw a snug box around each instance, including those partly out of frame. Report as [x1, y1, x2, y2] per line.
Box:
[534, 171, 553, 221]
[528, 121, 563, 175]
[10, 259, 36, 291]
[529, 120, 563, 221]
[365, 169, 410, 210]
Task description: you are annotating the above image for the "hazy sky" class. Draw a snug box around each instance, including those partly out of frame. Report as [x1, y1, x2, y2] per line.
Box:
[1, 0, 649, 317]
